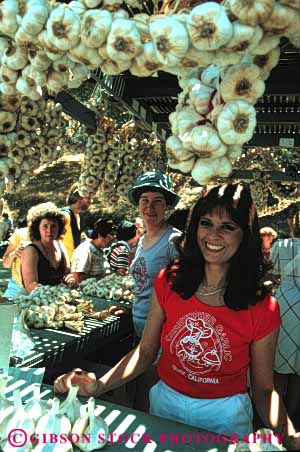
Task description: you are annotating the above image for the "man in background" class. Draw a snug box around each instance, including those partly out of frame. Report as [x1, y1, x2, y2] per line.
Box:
[61, 183, 93, 261]
[71, 218, 116, 285]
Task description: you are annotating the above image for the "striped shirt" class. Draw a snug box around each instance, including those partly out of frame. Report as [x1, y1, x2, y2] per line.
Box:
[109, 241, 130, 273]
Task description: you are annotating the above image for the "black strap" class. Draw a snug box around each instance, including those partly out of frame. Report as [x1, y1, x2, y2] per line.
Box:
[61, 207, 81, 249]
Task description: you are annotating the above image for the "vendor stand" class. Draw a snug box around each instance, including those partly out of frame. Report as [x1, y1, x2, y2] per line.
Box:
[2, 372, 231, 452]
[10, 295, 134, 387]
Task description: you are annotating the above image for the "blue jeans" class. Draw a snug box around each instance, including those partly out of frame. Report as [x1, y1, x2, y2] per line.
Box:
[149, 380, 253, 438]
[4, 278, 27, 298]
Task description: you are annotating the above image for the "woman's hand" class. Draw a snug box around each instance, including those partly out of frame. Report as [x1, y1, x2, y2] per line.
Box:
[63, 273, 77, 289]
[14, 244, 26, 258]
[54, 368, 102, 397]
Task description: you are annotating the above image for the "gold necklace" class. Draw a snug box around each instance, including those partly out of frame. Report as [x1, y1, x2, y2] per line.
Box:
[196, 286, 226, 296]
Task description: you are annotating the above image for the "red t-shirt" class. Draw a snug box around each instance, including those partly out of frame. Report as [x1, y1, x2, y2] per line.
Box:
[153, 269, 281, 399]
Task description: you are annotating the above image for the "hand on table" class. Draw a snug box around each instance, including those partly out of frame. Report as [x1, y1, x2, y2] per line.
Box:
[54, 368, 101, 397]
[63, 274, 78, 289]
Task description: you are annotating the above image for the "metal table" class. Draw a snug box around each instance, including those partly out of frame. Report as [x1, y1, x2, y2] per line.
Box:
[10, 297, 134, 370]
[3, 377, 229, 452]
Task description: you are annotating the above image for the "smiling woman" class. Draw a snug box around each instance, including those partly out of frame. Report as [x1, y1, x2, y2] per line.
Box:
[196, 211, 243, 295]
[20, 204, 76, 293]
[54, 184, 300, 450]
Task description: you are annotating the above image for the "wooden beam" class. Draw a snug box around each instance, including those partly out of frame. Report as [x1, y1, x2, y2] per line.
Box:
[230, 169, 300, 182]
[245, 133, 300, 148]
[56, 91, 97, 132]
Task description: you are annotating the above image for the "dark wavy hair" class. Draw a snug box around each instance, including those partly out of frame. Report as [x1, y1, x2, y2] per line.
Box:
[29, 207, 66, 241]
[167, 183, 270, 310]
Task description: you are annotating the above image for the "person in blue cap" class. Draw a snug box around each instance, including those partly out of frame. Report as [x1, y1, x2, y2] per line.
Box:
[127, 171, 181, 410]
[127, 171, 181, 340]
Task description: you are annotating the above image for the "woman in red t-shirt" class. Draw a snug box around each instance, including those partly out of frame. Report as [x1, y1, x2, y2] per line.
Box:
[54, 183, 300, 449]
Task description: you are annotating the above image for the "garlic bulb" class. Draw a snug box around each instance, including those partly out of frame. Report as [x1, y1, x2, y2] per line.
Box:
[81, 10, 112, 48]
[250, 34, 280, 55]
[82, 0, 102, 7]
[251, 47, 280, 80]
[98, 44, 131, 75]
[171, 108, 203, 137]
[0, 81, 17, 95]
[190, 125, 227, 159]
[68, 41, 103, 69]
[36, 397, 72, 436]
[180, 47, 215, 72]
[59, 385, 81, 426]
[217, 100, 257, 145]
[46, 70, 69, 93]
[72, 397, 109, 451]
[22, 65, 47, 87]
[0, 37, 10, 60]
[149, 17, 189, 66]
[200, 64, 221, 88]
[0, 389, 35, 441]
[166, 135, 196, 173]
[0, 95, 20, 112]
[191, 156, 232, 185]
[187, 2, 233, 51]
[106, 18, 142, 62]
[46, 6, 81, 51]
[16, 76, 42, 100]
[261, 2, 295, 35]
[0, 111, 17, 133]
[24, 384, 51, 423]
[28, 48, 52, 71]
[227, 0, 276, 26]
[189, 82, 215, 115]
[2, 45, 28, 70]
[130, 41, 161, 77]
[220, 64, 265, 104]
[132, 13, 150, 42]
[68, 1, 87, 17]
[0, 0, 19, 37]
[223, 21, 263, 53]
[16, 0, 49, 38]
[0, 65, 18, 84]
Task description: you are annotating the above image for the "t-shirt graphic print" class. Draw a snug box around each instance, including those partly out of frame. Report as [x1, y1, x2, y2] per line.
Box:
[168, 312, 232, 377]
[154, 269, 281, 399]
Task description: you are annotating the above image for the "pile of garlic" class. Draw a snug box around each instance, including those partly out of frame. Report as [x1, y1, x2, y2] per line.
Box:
[79, 118, 163, 203]
[79, 117, 118, 195]
[0, 96, 70, 196]
[166, 58, 269, 185]
[0, 0, 299, 188]
[0, 379, 109, 452]
[15, 284, 89, 332]
[0, 0, 297, 91]
[80, 273, 135, 302]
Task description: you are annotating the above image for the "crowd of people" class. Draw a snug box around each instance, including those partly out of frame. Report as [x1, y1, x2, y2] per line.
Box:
[1, 172, 300, 448]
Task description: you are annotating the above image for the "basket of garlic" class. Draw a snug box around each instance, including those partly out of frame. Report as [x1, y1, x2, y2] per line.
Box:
[0, 378, 109, 452]
[14, 284, 117, 333]
[80, 274, 135, 304]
